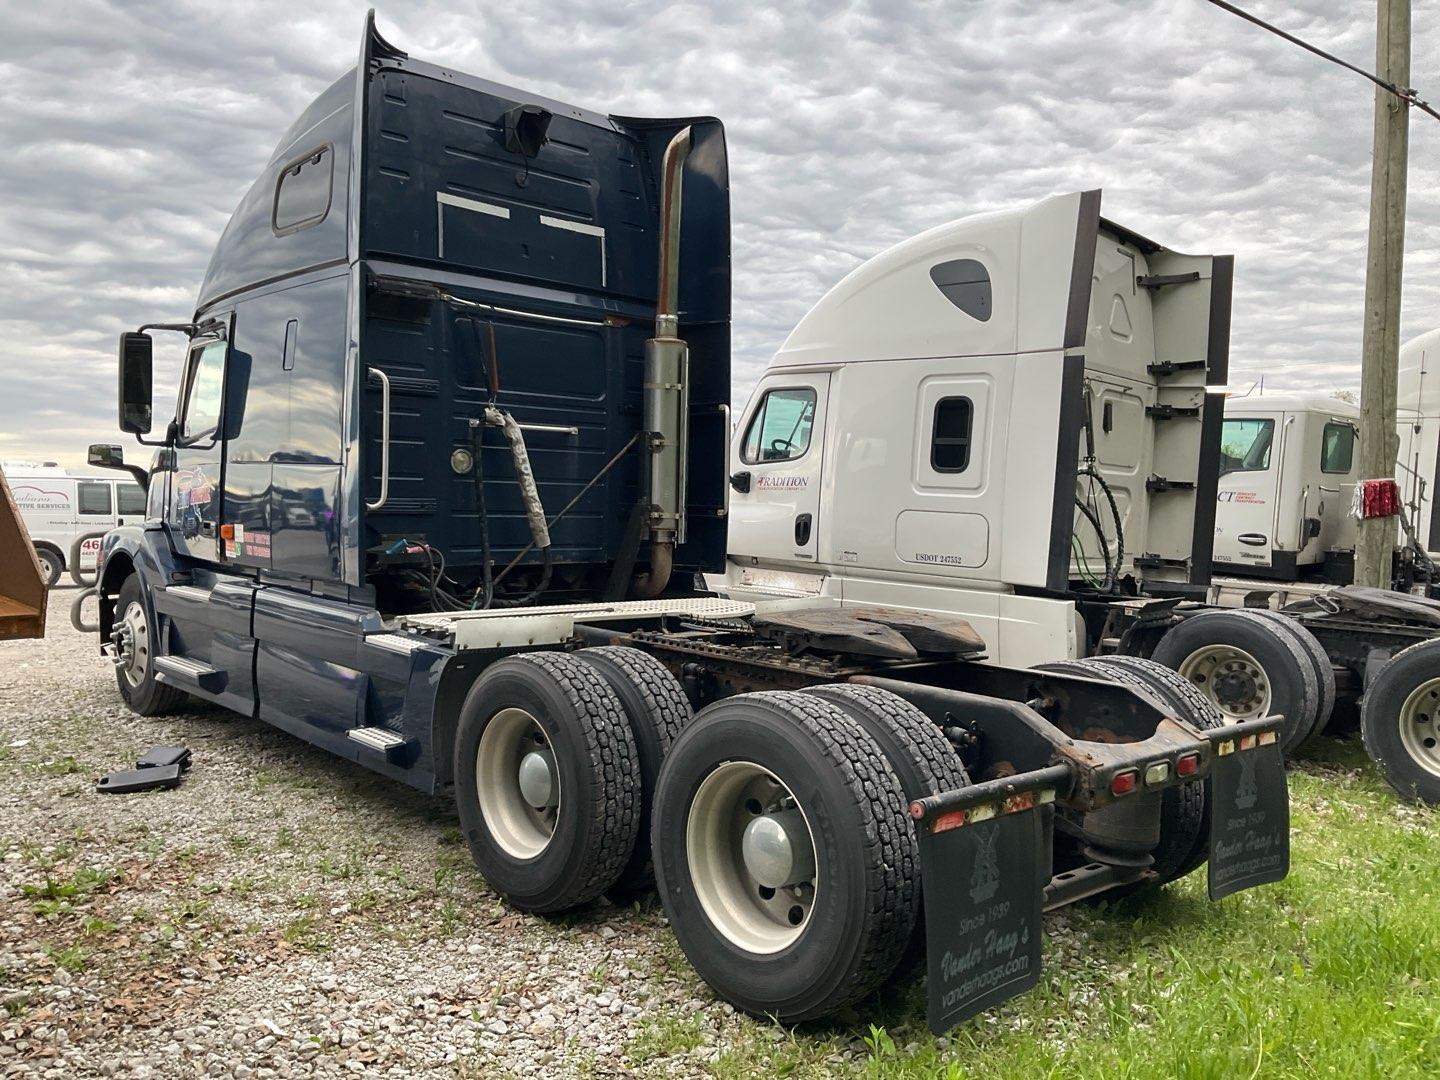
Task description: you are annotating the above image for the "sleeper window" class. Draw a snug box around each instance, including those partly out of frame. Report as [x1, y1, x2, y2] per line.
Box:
[273, 146, 333, 234]
[742, 388, 817, 464]
[930, 397, 973, 472]
[1321, 422, 1355, 474]
[929, 259, 992, 321]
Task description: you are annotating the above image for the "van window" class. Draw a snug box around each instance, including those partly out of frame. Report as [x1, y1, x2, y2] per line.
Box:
[1321, 422, 1355, 474]
[742, 387, 817, 464]
[77, 481, 112, 515]
[1220, 418, 1274, 473]
[929, 259, 992, 321]
[931, 397, 973, 472]
[273, 145, 333, 234]
[117, 484, 146, 516]
[182, 340, 227, 441]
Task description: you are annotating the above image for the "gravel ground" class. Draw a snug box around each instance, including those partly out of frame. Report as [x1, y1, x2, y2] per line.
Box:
[1, 588, 812, 1079]
[1, 589, 1117, 1079]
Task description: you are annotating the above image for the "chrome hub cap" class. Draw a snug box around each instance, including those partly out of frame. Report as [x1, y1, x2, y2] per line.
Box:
[476, 708, 560, 859]
[1398, 678, 1440, 779]
[114, 601, 149, 687]
[686, 762, 818, 953]
[1179, 643, 1271, 721]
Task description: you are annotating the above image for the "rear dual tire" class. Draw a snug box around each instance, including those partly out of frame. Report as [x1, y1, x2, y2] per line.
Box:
[1039, 656, 1217, 887]
[455, 652, 642, 913]
[1361, 638, 1440, 805]
[652, 691, 920, 1023]
[1151, 609, 1323, 753]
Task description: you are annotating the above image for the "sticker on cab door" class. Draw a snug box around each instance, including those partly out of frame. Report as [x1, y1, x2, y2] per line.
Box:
[756, 476, 807, 491]
[1217, 491, 1266, 505]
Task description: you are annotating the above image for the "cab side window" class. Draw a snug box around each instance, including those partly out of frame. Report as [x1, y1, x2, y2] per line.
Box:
[1321, 422, 1355, 474]
[181, 340, 228, 442]
[742, 387, 817, 464]
[1220, 418, 1274, 473]
[77, 481, 112, 516]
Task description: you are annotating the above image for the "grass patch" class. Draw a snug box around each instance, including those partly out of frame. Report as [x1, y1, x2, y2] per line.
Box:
[683, 754, 1440, 1080]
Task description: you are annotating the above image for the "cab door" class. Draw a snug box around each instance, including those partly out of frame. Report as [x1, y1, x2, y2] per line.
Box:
[1214, 412, 1282, 570]
[728, 373, 829, 564]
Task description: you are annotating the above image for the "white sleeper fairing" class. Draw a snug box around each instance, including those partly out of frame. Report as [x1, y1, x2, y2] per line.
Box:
[717, 190, 1232, 666]
[1398, 329, 1440, 552]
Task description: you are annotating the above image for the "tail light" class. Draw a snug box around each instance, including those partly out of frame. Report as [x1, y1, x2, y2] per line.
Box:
[1110, 769, 1139, 796]
[1176, 752, 1201, 777]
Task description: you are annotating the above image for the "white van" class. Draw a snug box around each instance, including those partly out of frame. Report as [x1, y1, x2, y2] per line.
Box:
[0, 462, 147, 585]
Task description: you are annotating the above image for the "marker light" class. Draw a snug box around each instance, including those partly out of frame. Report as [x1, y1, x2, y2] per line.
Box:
[1110, 769, 1139, 796]
[1176, 752, 1201, 777]
[1144, 762, 1171, 786]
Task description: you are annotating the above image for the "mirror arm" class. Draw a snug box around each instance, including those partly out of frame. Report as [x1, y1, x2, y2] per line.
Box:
[93, 459, 151, 495]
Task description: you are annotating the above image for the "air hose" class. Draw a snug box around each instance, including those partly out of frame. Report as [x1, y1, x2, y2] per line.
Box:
[467, 407, 553, 610]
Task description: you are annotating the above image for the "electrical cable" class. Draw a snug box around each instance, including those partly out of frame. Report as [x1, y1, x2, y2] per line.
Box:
[1073, 497, 1115, 589]
[1201, 0, 1439, 122]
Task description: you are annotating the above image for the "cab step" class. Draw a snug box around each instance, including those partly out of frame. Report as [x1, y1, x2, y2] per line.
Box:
[346, 726, 412, 764]
[153, 655, 228, 694]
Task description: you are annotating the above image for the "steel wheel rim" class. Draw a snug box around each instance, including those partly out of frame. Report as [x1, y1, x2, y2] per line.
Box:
[685, 761, 818, 954]
[476, 707, 560, 860]
[1178, 643, 1271, 722]
[1398, 677, 1440, 779]
[118, 600, 150, 688]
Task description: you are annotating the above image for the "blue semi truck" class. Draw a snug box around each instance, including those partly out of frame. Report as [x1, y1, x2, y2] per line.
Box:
[75, 13, 1289, 1033]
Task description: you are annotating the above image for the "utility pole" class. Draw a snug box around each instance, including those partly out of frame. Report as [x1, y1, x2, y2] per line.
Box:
[1355, 0, 1411, 588]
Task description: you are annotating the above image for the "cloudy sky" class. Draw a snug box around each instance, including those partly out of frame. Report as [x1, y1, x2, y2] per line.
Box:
[2, 0, 1437, 469]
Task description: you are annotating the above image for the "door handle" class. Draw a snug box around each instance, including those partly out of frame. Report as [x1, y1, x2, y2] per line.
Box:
[730, 470, 751, 493]
[1237, 532, 1267, 547]
[794, 512, 812, 546]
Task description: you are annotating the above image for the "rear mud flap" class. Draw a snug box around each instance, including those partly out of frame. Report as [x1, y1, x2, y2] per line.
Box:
[1206, 734, 1290, 900]
[919, 791, 1053, 1034]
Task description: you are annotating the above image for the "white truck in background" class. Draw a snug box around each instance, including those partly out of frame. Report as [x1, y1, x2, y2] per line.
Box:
[1211, 393, 1359, 582]
[710, 194, 1440, 804]
[0, 462, 148, 585]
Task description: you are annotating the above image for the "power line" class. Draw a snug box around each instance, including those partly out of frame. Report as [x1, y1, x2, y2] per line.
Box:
[1202, 0, 1439, 122]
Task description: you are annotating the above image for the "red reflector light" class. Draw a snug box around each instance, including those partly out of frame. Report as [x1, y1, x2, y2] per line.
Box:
[1110, 769, 1139, 796]
[1176, 752, 1201, 777]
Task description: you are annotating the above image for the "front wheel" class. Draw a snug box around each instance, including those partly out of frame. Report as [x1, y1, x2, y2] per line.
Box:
[35, 547, 62, 587]
[652, 691, 918, 1023]
[113, 575, 187, 716]
[1361, 639, 1440, 804]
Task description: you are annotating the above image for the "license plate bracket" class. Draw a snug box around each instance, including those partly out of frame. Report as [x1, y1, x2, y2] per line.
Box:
[1206, 738, 1289, 900]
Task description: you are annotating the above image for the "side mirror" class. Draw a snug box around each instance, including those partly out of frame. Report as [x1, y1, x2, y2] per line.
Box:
[118, 332, 154, 434]
[88, 444, 124, 468]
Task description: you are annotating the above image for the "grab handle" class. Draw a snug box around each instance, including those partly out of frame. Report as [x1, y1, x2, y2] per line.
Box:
[367, 367, 391, 511]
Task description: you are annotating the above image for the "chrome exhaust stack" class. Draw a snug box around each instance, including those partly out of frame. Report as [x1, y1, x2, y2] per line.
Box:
[634, 126, 693, 598]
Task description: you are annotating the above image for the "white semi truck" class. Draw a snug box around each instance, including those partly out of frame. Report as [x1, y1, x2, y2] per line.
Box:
[712, 203, 1440, 805]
